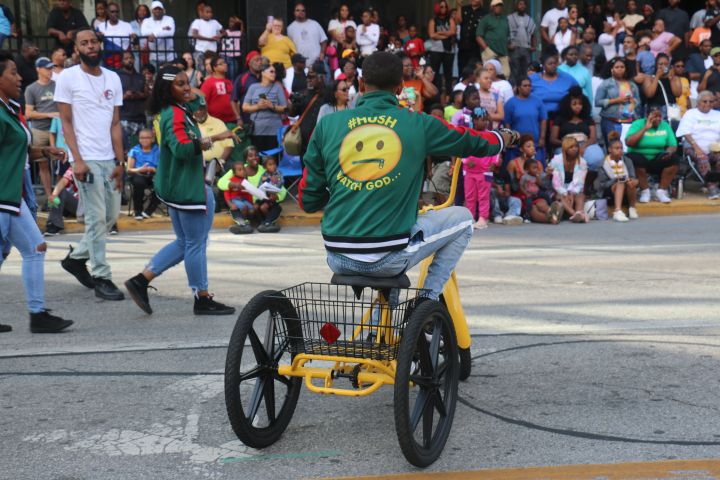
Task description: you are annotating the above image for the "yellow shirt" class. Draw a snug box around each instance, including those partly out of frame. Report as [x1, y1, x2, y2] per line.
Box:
[198, 115, 234, 162]
[677, 77, 690, 116]
[261, 34, 297, 68]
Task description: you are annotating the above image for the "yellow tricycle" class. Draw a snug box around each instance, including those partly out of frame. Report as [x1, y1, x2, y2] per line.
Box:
[225, 158, 473, 467]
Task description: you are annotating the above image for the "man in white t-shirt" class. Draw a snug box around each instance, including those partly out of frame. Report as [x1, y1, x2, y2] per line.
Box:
[140, 0, 175, 65]
[287, 2, 327, 66]
[189, 4, 224, 67]
[540, 0, 568, 45]
[356, 9, 380, 58]
[95, 2, 134, 69]
[54, 28, 126, 301]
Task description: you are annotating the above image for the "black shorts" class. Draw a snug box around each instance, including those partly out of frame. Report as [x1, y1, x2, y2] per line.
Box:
[626, 152, 679, 175]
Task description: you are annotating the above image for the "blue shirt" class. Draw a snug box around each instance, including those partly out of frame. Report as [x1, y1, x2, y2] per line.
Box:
[504, 95, 547, 143]
[49, 117, 67, 152]
[558, 63, 593, 104]
[128, 144, 159, 169]
[529, 71, 578, 115]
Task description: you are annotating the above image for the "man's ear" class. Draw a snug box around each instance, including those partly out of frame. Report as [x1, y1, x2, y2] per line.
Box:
[394, 83, 403, 96]
[359, 77, 365, 93]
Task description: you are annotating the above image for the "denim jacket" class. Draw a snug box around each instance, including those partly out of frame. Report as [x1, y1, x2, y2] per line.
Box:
[595, 78, 641, 120]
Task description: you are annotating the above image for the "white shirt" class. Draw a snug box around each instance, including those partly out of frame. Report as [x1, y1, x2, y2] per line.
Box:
[541, 8, 568, 39]
[492, 79, 514, 104]
[356, 23, 380, 56]
[96, 19, 134, 51]
[140, 15, 175, 62]
[328, 18, 357, 42]
[287, 19, 328, 65]
[676, 108, 720, 153]
[53, 65, 123, 162]
[553, 29, 573, 55]
[189, 18, 223, 53]
[598, 33, 623, 61]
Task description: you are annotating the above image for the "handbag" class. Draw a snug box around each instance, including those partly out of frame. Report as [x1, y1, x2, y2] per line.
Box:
[658, 79, 681, 122]
[283, 93, 319, 156]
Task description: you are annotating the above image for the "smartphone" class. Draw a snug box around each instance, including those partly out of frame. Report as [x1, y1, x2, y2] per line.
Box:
[80, 172, 94, 184]
[259, 93, 267, 100]
[267, 15, 274, 25]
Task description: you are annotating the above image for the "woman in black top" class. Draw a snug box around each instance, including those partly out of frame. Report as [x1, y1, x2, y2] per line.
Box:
[642, 53, 682, 121]
[550, 86, 605, 171]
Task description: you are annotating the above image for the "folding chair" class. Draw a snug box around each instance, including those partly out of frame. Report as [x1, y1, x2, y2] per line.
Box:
[259, 126, 304, 203]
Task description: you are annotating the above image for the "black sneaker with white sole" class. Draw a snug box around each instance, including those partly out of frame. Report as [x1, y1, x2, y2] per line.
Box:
[93, 277, 125, 301]
[193, 295, 235, 315]
[60, 246, 95, 289]
[44, 223, 63, 236]
[30, 310, 73, 333]
[125, 274, 154, 314]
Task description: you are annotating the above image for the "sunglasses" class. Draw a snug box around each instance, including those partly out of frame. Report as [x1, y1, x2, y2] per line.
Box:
[338, 87, 349, 92]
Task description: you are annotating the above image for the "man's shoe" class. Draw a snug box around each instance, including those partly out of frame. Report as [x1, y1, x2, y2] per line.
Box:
[61, 246, 95, 289]
[44, 223, 63, 236]
[142, 211, 153, 219]
[125, 274, 153, 314]
[93, 277, 125, 301]
[707, 187, 720, 200]
[134, 214, 144, 220]
[0, 324, 11, 333]
[109, 224, 119, 235]
[638, 189, 651, 203]
[30, 310, 73, 333]
[502, 215, 523, 225]
[613, 209, 629, 222]
[256, 221, 281, 233]
[229, 222, 253, 234]
[654, 188, 672, 203]
[194, 295, 236, 315]
[628, 207, 639, 219]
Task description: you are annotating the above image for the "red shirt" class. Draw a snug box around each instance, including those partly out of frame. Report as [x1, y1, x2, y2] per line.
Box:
[223, 175, 253, 203]
[404, 38, 425, 67]
[201, 77, 236, 123]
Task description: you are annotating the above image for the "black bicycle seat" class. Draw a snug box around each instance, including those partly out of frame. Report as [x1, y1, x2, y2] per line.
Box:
[331, 274, 411, 290]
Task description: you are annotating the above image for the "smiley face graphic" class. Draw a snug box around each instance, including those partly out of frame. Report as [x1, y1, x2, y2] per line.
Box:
[338, 124, 402, 182]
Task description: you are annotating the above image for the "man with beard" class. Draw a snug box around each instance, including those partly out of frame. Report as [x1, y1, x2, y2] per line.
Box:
[231, 51, 268, 126]
[289, 61, 326, 158]
[140, 1, 175, 65]
[14, 39, 39, 107]
[117, 51, 147, 150]
[54, 28, 126, 301]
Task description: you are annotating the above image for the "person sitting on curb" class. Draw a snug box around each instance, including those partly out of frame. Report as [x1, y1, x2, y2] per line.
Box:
[596, 131, 639, 222]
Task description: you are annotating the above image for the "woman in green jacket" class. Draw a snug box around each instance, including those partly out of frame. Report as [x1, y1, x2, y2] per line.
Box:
[0, 52, 73, 333]
[124, 66, 236, 316]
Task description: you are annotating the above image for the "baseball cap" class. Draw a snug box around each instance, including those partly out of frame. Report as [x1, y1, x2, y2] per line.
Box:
[490, 0, 503, 6]
[291, 53, 306, 64]
[245, 50, 260, 67]
[35, 57, 54, 69]
[711, 47, 720, 56]
[151, 1, 164, 10]
[341, 49, 356, 59]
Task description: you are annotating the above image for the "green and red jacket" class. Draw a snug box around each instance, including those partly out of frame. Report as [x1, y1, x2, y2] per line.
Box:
[154, 103, 206, 211]
[299, 90, 503, 254]
[0, 99, 31, 215]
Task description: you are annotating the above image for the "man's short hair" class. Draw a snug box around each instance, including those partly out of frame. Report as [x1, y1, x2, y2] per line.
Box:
[74, 27, 97, 44]
[362, 52, 402, 90]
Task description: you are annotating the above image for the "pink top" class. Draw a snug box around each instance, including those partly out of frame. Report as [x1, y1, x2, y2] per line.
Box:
[649, 31, 674, 57]
[463, 154, 499, 175]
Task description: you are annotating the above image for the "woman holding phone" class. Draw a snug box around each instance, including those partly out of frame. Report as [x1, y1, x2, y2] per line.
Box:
[242, 63, 287, 152]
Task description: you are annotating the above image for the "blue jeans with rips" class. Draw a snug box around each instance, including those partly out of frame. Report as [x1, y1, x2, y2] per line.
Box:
[147, 186, 215, 293]
[326, 206, 474, 301]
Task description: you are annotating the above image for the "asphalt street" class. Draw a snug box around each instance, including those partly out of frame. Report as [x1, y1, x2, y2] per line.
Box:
[1, 215, 720, 479]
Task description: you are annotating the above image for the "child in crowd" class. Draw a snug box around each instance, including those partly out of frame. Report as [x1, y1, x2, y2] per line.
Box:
[444, 90, 463, 122]
[45, 167, 81, 236]
[49, 116, 71, 178]
[127, 129, 161, 220]
[519, 158, 554, 221]
[636, 34, 656, 75]
[404, 25, 425, 68]
[490, 162, 523, 225]
[260, 155, 284, 190]
[507, 135, 544, 187]
[224, 162, 255, 228]
[462, 109, 499, 230]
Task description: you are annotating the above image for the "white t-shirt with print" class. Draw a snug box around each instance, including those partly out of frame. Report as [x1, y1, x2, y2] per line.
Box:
[676, 108, 720, 153]
[53, 65, 123, 162]
[96, 19, 134, 50]
[190, 18, 223, 53]
[541, 8, 568, 39]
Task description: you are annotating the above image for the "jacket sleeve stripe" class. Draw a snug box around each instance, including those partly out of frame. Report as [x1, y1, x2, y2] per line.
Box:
[297, 167, 309, 211]
[436, 117, 503, 147]
[172, 106, 193, 145]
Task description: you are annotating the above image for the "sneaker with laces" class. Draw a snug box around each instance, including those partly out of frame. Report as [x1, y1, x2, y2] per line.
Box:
[194, 295, 236, 315]
[628, 207, 639, 219]
[44, 223, 63, 236]
[93, 277, 125, 301]
[502, 215, 523, 225]
[30, 310, 73, 333]
[60, 246, 95, 289]
[142, 211, 153, 219]
[638, 189, 651, 203]
[708, 187, 720, 200]
[125, 274, 154, 314]
[613, 209, 629, 222]
[493, 215, 503, 224]
[654, 188, 672, 203]
[229, 221, 253, 234]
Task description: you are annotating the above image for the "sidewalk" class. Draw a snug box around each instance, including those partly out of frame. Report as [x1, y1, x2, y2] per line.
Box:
[36, 193, 720, 235]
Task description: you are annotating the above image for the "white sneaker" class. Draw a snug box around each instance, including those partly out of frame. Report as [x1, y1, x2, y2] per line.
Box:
[628, 207, 639, 219]
[613, 210, 629, 222]
[493, 215, 503, 224]
[502, 215, 523, 225]
[654, 188, 672, 203]
[474, 218, 488, 230]
[638, 189, 651, 203]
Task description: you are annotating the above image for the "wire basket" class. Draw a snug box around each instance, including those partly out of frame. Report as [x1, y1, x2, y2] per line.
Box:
[269, 283, 429, 361]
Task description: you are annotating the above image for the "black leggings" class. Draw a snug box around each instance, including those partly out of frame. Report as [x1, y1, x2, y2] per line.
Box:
[429, 51, 455, 95]
[130, 174, 160, 216]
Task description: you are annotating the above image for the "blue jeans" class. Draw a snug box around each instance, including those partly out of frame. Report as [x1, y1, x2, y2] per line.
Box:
[600, 117, 626, 150]
[231, 198, 254, 217]
[0, 200, 46, 313]
[326, 206, 473, 301]
[147, 186, 215, 293]
[491, 194, 521, 218]
[70, 161, 121, 279]
[2, 169, 38, 261]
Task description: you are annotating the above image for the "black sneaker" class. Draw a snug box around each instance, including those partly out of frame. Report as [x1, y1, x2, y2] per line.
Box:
[193, 295, 236, 315]
[0, 324, 11, 333]
[125, 274, 153, 314]
[30, 310, 73, 333]
[229, 222, 253, 234]
[60, 246, 95, 289]
[109, 223, 119, 235]
[93, 277, 125, 301]
[44, 223, 63, 236]
[256, 221, 280, 233]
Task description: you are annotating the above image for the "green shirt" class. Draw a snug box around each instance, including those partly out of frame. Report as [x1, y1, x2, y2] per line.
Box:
[625, 119, 677, 161]
[475, 14, 509, 57]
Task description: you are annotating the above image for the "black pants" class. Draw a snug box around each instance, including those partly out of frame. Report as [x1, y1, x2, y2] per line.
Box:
[458, 46, 479, 73]
[257, 200, 282, 223]
[130, 174, 160, 216]
[251, 134, 279, 154]
[429, 51, 455, 95]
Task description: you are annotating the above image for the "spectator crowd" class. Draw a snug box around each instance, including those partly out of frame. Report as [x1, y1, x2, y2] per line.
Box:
[2, 0, 720, 332]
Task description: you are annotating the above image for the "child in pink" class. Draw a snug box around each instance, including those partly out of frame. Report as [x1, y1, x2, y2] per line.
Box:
[463, 110, 499, 230]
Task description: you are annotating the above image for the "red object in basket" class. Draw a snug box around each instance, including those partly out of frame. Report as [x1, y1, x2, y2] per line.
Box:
[320, 322, 341, 345]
